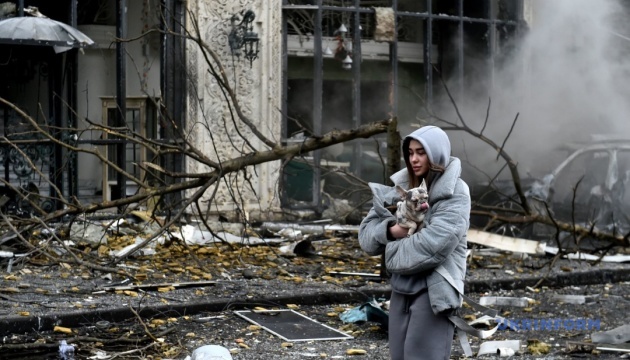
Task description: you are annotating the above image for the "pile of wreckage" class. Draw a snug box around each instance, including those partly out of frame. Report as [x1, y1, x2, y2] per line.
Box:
[0, 212, 629, 357]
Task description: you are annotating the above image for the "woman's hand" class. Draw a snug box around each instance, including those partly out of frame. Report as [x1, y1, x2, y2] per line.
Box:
[388, 223, 410, 240]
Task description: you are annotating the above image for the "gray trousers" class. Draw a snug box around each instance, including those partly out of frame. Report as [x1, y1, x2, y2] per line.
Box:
[388, 290, 455, 360]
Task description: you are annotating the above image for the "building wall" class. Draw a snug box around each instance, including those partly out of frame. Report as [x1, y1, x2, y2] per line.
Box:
[186, 0, 282, 220]
[76, 0, 161, 198]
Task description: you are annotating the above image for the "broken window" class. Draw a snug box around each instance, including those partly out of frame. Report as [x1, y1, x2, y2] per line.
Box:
[101, 97, 158, 201]
[281, 0, 523, 211]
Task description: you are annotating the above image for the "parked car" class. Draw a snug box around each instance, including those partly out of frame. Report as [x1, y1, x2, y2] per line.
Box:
[472, 140, 630, 240]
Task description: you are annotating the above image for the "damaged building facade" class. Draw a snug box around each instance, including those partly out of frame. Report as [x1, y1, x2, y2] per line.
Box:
[0, 0, 185, 214]
[0, 0, 526, 220]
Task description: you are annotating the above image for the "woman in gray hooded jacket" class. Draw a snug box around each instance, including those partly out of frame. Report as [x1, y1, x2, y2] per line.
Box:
[359, 126, 470, 360]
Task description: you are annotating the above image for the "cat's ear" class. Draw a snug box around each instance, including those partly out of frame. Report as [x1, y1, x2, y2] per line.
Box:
[395, 185, 407, 197]
[420, 179, 427, 190]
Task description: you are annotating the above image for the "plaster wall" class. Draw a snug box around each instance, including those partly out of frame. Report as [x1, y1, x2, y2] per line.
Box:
[186, 1, 283, 220]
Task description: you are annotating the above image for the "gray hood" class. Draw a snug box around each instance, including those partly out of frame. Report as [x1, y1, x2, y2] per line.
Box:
[403, 126, 451, 168]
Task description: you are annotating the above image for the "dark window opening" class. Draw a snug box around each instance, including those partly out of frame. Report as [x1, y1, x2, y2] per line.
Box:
[282, 0, 523, 214]
[77, 0, 116, 26]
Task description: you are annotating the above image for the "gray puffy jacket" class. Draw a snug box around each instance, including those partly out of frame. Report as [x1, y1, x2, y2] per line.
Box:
[358, 157, 470, 314]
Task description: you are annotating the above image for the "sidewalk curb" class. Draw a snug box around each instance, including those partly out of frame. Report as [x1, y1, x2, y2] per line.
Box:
[1, 267, 628, 337]
[466, 266, 630, 293]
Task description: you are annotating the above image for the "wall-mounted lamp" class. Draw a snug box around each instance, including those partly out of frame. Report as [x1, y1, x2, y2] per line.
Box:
[333, 22, 355, 70]
[341, 55, 353, 70]
[228, 9, 260, 67]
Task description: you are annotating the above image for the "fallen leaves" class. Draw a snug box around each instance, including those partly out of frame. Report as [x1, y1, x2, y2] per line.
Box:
[346, 348, 367, 355]
[0, 228, 387, 359]
[121, 290, 138, 297]
[527, 339, 551, 355]
[0, 287, 19, 293]
[235, 338, 250, 349]
[54, 326, 73, 334]
[151, 319, 167, 326]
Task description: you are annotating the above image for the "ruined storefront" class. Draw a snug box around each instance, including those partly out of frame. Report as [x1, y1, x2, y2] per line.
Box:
[0, 0, 524, 221]
[0, 0, 184, 214]
[190, 1, 523, 220]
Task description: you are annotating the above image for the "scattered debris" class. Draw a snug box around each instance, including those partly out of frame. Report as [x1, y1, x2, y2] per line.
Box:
[339, 299, 389, 329]
[53, 326, 73, 335]
[0, 250, 17, 272]
[261, 222, 359, 235]
[109, 236, 158, 257]
[58, 339, 75, 360]
[279, 239, 316, 257]
[69, 222, 108, 246]
[172, 225, 286, 246]
[479, 296, 533, 307]
[594, 344, 630, 354]
[477, 339, 521, 356]
[468, 315, 500, 328]
[545, 247, 630, 262]
[565, 340, 598, 354]
[483, 264, 504, 269]
[467, 229, 546, 254]
[592, 324, 630, 344]
[234, 309, 353, 341]
[566, 340, 630, 354]
[326, 271, 381, 279]
[527, 339, 551, 355]
[192, 315, 227, 323]
[96, 280, 216, 293]
[373, 7, 395, 42]
[551, 294, 598, 304]
[185, 344, 233, 360]
[276, 228, 303, 240]
[346, 348, 367, 355]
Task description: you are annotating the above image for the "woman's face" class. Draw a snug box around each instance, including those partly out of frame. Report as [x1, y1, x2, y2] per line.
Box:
[408, 139, 430, 178]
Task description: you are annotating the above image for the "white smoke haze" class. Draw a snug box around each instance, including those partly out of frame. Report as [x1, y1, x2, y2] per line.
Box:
[443, 0, 630, 185]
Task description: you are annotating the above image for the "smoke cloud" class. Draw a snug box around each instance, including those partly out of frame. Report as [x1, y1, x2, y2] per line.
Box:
[444, 0, 630, 184]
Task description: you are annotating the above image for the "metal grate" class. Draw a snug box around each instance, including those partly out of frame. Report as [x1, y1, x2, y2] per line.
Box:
[234, 309, 354, 342]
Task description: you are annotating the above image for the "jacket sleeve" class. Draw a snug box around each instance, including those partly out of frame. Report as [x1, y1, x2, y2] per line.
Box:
[384, 181, 470, 275]
[358, 182, 399, 256]
[358, 207, 395, 256]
